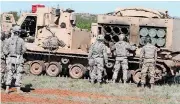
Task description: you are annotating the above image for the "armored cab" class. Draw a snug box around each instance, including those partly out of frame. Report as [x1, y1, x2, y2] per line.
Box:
[1, 13, 16, 34]
[91, 7, 180, 83]
[1, 5, 91, 79]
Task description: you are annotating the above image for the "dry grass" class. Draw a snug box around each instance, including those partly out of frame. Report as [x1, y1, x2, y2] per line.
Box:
[19, 75, 180, 104]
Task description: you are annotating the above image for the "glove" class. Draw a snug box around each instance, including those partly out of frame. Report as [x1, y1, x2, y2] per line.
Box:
[139, 59, 142, 63]
[105, 60, 108, 64]
[132, 44, 136, 47]
[1, 54, 5, 59]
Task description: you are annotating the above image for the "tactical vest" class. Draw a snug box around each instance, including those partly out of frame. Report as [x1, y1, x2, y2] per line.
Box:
[143, 44, 156, 59]
[8, 36, 22, 55]
[91, 42, 104, 58]
[115, 41, 129, 57]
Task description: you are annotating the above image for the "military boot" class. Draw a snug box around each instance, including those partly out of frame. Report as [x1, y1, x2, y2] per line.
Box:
[16, 87, 23, 94]
[1, 83, 4, 90]
[112, 79, 116, 83]
[5, 86, 10, 94]
[123, 80, 127, 85]
[1, 85, 4, 90]
[90, 79, 95, 84]
[97, 81, 102, 88]
[141, 84, 145, 88]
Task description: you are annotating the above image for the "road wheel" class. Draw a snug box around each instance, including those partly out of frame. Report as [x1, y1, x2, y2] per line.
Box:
[69, 64, 85, 79]
[30, 61, 45, 75]
[61, 58, 69, 64]
[132, 69, 142, 84]
[105, 62, 114, 68]
[46, 62, 62, 77]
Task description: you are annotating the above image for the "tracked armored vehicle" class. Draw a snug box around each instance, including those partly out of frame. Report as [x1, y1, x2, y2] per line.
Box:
[1, 6, 180, 83]
[91, 7, 180, 83]
[1, 5, 91, 79]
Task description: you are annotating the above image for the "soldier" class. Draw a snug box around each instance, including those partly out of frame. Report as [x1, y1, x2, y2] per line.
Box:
[1, 32, 5, 88]
[1, 31, 11, 89]
[88, 34, 108, 84]
[3, 25, 26, 94]
[111, 34, 136, 84]
[140, 36, 157, 88]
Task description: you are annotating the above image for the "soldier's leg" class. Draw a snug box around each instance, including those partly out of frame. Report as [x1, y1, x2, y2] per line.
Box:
[97, 64, 104, 83]
[5, 63, 13, 93]
[1, 59, 6, 88]
[89, 66, 93, 79]
[90, 66, 97, 84]
[1, 72, 4, 89]
[112, 60, 120, 83]
[1, 72, 5, 87]
[122, 59, 128, 84]
[149, 63, 155, 89]
[96, 58, 104, 83]
[141, 63, 148, 87]
[15, 64, 24, 93]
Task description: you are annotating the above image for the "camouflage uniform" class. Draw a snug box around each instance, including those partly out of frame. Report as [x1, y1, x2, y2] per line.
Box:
[111, 34, 136, 83]
[1, 32, 7, 87]
[140, 42, 157, 87]
[1, 39, 5, 86]
[3, 26, 26, 93]
[88, 35, 108, 83]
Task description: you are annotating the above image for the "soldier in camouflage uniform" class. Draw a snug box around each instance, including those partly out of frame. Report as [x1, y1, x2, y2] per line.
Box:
[111, 34, 136, 84]
[1, 31, 11, 89]
[88, 35, 108, 84]
[140, 37, 157, 88]
[1, 32, 5, 88]
[3, 25, 26, 93]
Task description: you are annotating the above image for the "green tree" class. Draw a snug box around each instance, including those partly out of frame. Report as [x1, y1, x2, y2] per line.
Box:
[8, 11, 20, 21]
[76, 14, 97, 31]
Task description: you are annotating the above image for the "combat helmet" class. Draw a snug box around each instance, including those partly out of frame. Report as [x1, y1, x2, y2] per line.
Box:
[145, 36, 152, 44]
[119, 34, 125, 41]
[11, 25, 22, 36]
[96, 34, 104, 41]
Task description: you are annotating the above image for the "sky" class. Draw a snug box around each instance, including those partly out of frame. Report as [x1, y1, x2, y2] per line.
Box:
[1, 1, 180, 17]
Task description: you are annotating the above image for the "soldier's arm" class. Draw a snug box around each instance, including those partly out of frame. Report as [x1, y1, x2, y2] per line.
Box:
[1, 40, 5, 58]
[3, 40, 9, 55]
[88, 45, 93, 59]
[154, 47, 157, 61]
[140, 47, 145, 61]
[127, 43, 136, 51]
[103, 45, 108, 63]
[112, 44, 116, 50]
[21, 39, 27, 54]
[109, 42, 115, 51]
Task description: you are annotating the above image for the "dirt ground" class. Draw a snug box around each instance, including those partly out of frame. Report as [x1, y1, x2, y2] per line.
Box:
[1, 88, 142, 104]
[1, 75, 180, 104]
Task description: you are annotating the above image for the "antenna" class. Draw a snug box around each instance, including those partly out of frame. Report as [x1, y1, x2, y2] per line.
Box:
[70, 4, 72, 9]
[19, 9, 21, 15]
[57, 4, 59, 9]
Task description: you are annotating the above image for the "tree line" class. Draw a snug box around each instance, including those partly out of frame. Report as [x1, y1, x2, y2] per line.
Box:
[1, 11, 97, 31]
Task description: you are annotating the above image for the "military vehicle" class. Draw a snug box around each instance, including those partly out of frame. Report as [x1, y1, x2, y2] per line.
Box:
[1, 13, 16, 33]
[1, 5, 91, 79]
[1, 6, 180, 83]
[91, 7, 180, 83]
